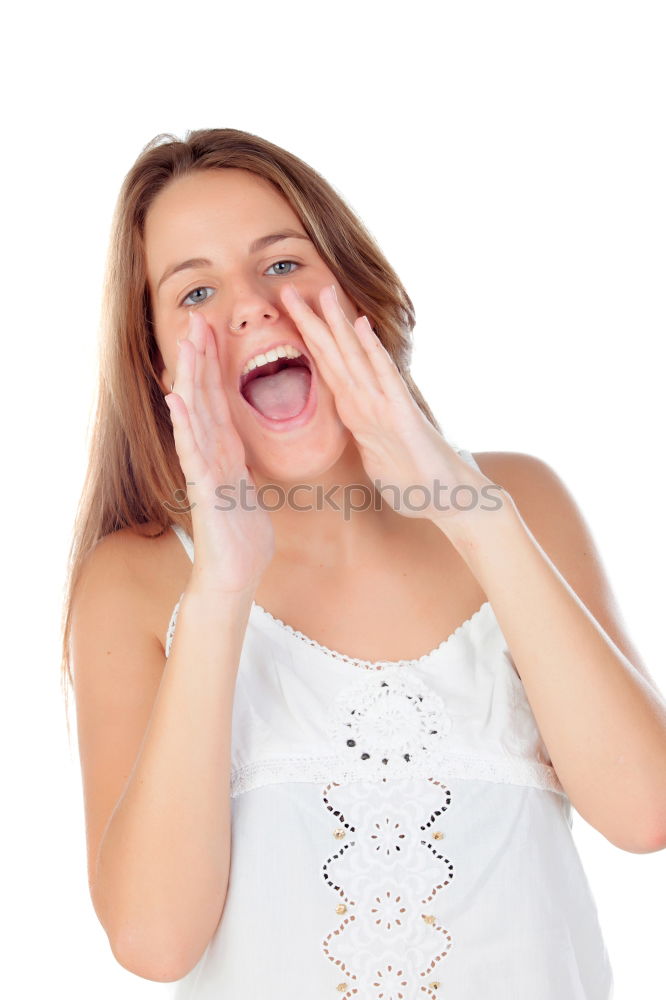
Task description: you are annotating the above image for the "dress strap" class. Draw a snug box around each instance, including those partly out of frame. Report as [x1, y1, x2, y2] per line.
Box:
[170, 522, 194, 563]
[456, 448, 482, 473]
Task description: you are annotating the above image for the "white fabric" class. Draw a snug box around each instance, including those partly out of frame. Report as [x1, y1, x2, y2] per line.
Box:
[166, 449, 613, 999]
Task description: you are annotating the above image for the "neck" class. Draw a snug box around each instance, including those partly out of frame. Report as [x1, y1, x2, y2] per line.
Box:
[249, 437, 411, 570]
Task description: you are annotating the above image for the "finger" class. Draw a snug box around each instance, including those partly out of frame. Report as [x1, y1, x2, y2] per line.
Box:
[189, 312, 250, 474]
[176, 326, 208, 462]
[172, 315, 196, 415]
[318, 284, 377, 388]
[353, 313, 412, 403]
[199, 316, 235, 428]
[280, 283, 358, 392]
[176, 313, 207, 455]
[202, 322, 247, 471]
[164, 390, 209, 488]
[188, 312, 218, 442]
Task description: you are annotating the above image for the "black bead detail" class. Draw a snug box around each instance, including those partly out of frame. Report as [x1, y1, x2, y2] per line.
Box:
[347, 739, 356, 747]
[361, 752, 370, 760]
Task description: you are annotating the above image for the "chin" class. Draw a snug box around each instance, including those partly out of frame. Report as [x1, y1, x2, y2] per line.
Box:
[245, 425, 352, 490]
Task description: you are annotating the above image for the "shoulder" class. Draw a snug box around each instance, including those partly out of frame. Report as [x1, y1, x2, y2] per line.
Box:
[468, 450, 603, 544]
[467, 451, 656, 688]
[74, 525, 153, 612]
[468, 450, 556, 491]
[467, 448, 599, 575]
[76, 521, 185, 650]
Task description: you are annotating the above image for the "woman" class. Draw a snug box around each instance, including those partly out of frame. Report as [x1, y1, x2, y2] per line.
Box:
[63, 128, 666, 998]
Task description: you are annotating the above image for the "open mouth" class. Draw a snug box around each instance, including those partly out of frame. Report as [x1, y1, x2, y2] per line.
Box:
[239, 355, 313, 422]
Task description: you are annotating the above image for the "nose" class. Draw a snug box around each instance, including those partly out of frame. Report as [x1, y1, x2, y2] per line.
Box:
[227, 290, 281, 335]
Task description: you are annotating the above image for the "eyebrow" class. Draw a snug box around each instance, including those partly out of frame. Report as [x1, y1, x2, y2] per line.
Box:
[156, 229, 312, 293]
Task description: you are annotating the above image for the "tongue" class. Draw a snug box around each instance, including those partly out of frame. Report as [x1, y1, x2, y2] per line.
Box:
[243, 366, 311, 420]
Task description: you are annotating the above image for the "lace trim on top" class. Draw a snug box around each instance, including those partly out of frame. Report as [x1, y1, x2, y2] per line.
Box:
[166, 446, 482, 669]
[251, 600, 493, 670]
[165, 593, 184, 659]
[230, 752, 566, 799]
[165, 583, 492, 672]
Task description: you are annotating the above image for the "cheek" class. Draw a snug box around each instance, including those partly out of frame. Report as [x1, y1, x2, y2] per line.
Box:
[334, 285, 360, 319]
[156, 333, 175, 371]
[310, 285, 356, 324]
[155, 310, 188, 358]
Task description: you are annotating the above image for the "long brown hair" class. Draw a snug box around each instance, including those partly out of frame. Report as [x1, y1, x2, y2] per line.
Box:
[59, 127, 445, 735]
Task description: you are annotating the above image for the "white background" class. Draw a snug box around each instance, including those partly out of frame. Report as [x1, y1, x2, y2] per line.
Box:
[1, 1, 664, 997]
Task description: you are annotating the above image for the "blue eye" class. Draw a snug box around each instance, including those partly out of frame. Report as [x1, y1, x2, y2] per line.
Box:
[179, 260, 301, 308]
[180, 286, 213, 307]
[265, 259, 301, 277]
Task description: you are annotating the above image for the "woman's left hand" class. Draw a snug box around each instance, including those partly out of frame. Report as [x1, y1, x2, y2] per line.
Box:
[280, 281, 499, 530]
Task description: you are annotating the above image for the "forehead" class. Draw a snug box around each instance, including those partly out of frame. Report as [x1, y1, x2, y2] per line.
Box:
[144, 168, 299, 258]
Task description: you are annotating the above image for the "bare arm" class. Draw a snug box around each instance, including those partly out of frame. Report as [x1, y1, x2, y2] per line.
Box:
[75, 308, 276, 981]
[440, 454, 666, 853]
[72, 536, 254, 982]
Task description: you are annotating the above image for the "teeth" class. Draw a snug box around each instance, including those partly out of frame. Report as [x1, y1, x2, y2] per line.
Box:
[241, 344, 303, 377]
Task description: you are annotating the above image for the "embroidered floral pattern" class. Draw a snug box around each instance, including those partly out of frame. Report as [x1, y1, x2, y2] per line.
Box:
[321, 777, 455, 998]
[321, 670, 456, 996]
[327, 666, 453, 778]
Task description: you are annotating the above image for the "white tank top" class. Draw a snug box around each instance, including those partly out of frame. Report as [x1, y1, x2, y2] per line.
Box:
[166, 449, 613, 999]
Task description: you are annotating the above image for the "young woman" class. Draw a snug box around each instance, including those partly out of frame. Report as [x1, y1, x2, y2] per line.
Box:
[63, 128, 666, 999]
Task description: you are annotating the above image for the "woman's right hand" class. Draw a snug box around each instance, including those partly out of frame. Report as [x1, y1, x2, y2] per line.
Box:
[164, 310, 276, 596]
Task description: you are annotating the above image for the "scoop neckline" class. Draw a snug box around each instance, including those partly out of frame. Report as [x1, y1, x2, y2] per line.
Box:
[250, 599, 492, 669]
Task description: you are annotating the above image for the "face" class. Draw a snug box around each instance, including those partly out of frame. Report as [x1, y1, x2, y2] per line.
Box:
[145, 167, 362, 484]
